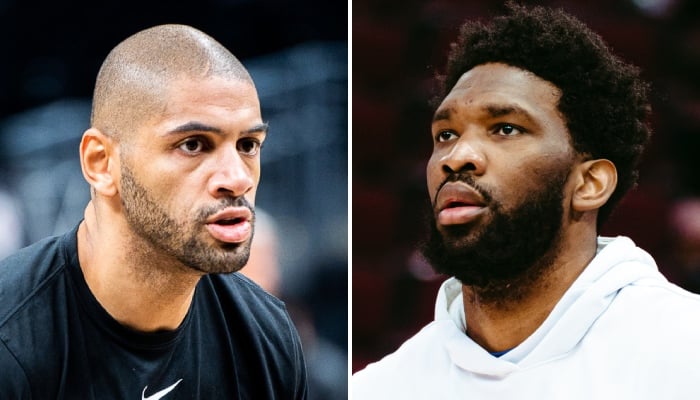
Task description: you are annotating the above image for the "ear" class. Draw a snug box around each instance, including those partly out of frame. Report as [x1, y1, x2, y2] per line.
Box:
[572, 159, 617, 213]
[80, 128, 119, 197]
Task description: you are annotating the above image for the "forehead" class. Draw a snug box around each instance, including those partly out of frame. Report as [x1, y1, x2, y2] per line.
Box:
[164, 75, 260, 115]
[128, 75, 264, 138]
[115, 75, 263, 150]
[436, 63, 562, 123]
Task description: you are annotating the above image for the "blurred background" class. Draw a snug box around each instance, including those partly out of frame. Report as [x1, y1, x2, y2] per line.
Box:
[353, 0, 700, 372]
[0, 1, 347, 398]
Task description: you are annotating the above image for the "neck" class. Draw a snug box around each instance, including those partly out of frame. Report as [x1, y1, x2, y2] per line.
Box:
[462, 226, 598, 353]
[78, 201, 202, 332]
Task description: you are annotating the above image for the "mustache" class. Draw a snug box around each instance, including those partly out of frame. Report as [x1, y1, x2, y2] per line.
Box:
[196, 197, 254, 222]
[433, 172, 493, 207]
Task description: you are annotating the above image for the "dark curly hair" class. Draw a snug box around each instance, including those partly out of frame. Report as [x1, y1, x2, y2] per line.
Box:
[436, 2, 651, 227]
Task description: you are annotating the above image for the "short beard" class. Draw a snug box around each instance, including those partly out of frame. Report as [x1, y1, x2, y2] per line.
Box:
[120, 162, 254, 274]
[420, 170, 570, 307]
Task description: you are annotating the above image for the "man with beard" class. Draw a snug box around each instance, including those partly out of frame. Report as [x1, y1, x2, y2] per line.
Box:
[353, 4, 700, 399]
[0, 25, 307, 399]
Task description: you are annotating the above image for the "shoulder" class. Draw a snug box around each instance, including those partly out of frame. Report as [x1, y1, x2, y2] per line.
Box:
[0, 232, 71, 325]
[0, 231, 67, 278]
[353, 320, 456, 398]
[198, 273, 308, 398]
[202, 272, 287, 313]
[595, 277, 700, 362]
[0, 230, 76, 394]
[614, 278, 700, 329]
[198, 272, 300, 346]
[0, 339, 31, 398]
[593, 237, 700, 340]
[617, 274, 700, 314]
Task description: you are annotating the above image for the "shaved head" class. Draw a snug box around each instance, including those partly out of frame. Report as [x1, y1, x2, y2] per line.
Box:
[91, 24, 253, 140]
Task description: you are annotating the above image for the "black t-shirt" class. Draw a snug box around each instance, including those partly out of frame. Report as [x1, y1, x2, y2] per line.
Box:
[0, 224, 308, 399]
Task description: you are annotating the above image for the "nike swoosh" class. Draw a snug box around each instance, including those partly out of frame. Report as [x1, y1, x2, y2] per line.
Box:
[142, 379, 183, 400]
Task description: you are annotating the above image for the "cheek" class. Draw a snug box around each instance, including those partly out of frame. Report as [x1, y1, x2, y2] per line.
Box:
[142, 163, 203, 210]
[145, 179, 179, 211]
[425, 156, 441, 202]
[503, 155, 573, 202]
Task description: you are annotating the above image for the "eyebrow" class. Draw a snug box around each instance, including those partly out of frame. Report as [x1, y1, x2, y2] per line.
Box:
[242, 122, 269, 135]
[166, 121, 269, 136]
[484, 104, 536, 123]
[432, 108, 453, 123]
[432, 104, 537, 124]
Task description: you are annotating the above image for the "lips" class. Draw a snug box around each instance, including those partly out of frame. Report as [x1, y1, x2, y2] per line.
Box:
[205, 207, 253, 244]
[435, 182, 487, 226]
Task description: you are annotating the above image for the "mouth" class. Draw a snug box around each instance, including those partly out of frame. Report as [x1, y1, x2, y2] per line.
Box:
[214, 217, 246, 225]
[205, 207, 253, 244]
[443, 200, 477, 209]
[436, 183, 487, 226]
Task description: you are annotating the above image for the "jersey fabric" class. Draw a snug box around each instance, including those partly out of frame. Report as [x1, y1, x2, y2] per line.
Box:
[353, 236, 700, 399]
[0, 224, 308, 399]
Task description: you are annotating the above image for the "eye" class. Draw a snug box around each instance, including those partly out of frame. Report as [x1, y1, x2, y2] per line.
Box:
[178, 137, 208, 154]
[436, 130, 458, 142]
[494, 123, 524, 136]
[237, 137, 262, 156]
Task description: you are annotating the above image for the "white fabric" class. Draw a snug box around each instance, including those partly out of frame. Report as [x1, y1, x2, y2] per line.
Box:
[352, 236, 700, 399]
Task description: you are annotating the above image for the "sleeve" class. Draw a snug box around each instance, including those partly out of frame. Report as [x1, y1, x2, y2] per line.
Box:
[0, 339, 32, 399]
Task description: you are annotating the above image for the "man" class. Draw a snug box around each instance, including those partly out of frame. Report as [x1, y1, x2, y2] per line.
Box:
[353, 4, 700, 399]
[0, 25, 307, 399]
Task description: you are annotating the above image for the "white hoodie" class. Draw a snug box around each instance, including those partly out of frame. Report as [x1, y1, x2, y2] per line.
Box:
[352, 237, 700, 399]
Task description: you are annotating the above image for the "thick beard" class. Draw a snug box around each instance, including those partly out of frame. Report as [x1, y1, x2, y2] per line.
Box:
[120, 163, 254, 274]
[420, 169, 570, 306]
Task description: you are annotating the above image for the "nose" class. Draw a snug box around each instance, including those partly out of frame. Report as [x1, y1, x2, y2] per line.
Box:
[207, 145, 255, 198]
[440, 135, 486, 176]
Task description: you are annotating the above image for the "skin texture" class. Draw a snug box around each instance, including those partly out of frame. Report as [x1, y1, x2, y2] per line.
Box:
[119, 77, 265, 274]
[425, 63, 617, 352]
[77, 26, 265, 332]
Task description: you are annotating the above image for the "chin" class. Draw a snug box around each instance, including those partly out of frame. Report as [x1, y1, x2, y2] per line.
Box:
[439, 226, 484, 249]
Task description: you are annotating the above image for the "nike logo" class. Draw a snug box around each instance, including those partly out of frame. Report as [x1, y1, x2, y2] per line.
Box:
[141, 379, 183, 400]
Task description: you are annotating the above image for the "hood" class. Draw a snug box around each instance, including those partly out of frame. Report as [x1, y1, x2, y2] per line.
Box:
[433, 236, 663, 378]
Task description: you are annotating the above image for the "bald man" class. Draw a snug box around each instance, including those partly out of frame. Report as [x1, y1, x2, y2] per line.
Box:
[0, 25, 308, 399]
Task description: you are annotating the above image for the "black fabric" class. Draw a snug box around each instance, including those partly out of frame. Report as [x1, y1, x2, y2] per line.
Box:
[0, 224, 308, 399]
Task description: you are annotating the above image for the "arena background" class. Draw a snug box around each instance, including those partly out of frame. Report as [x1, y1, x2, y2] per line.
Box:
[0, 1, 348, 399]
[353, 0, 700, 371]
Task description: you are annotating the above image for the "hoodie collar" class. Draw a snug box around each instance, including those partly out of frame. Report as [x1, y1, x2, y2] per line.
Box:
[434, 236, 663, 378]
